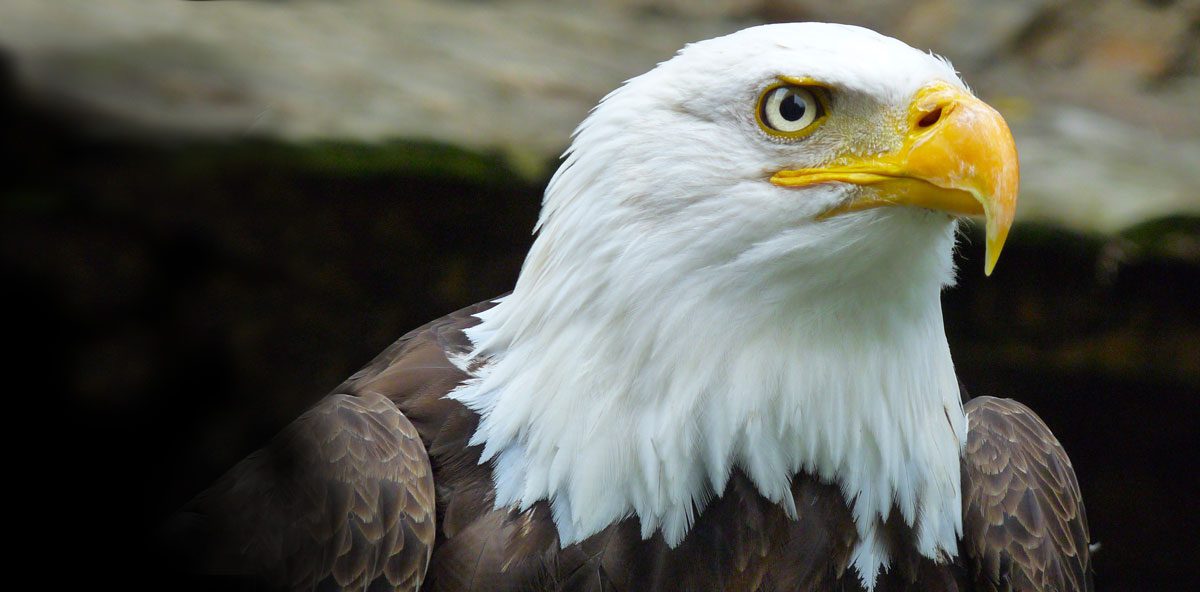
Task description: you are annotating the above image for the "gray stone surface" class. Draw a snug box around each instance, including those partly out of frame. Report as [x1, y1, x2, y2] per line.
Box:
[3, 0, 1198, 233]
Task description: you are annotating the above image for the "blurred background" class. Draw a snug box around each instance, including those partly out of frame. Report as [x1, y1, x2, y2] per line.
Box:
[3, 1, 1197, 589]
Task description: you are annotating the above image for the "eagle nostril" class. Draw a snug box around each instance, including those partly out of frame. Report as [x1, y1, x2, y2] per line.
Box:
[917, 106, 944, 129]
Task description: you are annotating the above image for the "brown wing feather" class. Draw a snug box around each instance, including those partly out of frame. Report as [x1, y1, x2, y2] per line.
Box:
[179, 388, 436, 590]
[961, 396, 1093, 592]
[172, 300, 497, 589]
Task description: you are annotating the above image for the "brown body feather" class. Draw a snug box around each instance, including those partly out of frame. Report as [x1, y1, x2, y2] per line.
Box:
[179, 300, 1092, 591]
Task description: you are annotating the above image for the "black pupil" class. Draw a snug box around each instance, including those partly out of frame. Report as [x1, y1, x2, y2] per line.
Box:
[779, 91, 806, 121]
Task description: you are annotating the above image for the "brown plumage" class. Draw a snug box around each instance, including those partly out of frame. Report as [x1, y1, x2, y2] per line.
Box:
[177, 300, 1092, 592]
[960, 397, 1093, 592]
[177, 391, 436, 591]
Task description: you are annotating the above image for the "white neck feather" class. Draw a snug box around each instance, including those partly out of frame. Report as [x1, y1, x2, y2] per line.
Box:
[451, 210, 966, 589]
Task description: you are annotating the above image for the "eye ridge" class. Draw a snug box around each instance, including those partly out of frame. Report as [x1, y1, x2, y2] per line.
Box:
[756, 84, 827, 138]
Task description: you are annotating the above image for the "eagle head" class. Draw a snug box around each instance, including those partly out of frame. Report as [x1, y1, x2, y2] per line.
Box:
[532, 22, 1016, 292]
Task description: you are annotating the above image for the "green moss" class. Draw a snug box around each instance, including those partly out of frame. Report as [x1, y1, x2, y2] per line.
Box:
[1120, 215, 1200, 263]
[164, 139, 530, 188]
[0, 189, 66, 214]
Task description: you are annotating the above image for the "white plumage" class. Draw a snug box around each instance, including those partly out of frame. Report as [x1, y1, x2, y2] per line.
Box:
[450, 23, 974, 590]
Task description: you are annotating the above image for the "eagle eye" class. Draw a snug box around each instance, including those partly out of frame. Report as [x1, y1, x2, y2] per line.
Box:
[756, 83, 827, 138]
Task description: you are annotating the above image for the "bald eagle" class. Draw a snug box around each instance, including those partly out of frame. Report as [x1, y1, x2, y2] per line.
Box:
[177, 23, 1093, 592]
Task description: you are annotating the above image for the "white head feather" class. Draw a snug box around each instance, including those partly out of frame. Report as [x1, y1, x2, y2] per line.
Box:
[451, 23, 969, 589]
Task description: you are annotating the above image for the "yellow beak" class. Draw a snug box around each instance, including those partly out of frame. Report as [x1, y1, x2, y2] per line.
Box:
[770, 82, 1019, 275]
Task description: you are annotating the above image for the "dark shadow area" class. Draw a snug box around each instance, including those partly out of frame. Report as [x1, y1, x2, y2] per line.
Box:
[5, 53, 1196, 589]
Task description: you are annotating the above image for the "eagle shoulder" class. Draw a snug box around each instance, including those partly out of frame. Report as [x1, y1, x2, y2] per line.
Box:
[173, 300, 499, 590]
[960, 396, 1094, 592]
[177, 391, 435, 591]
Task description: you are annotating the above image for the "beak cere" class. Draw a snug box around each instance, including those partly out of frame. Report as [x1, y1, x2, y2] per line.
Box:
[771, 82, 1019, 275]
